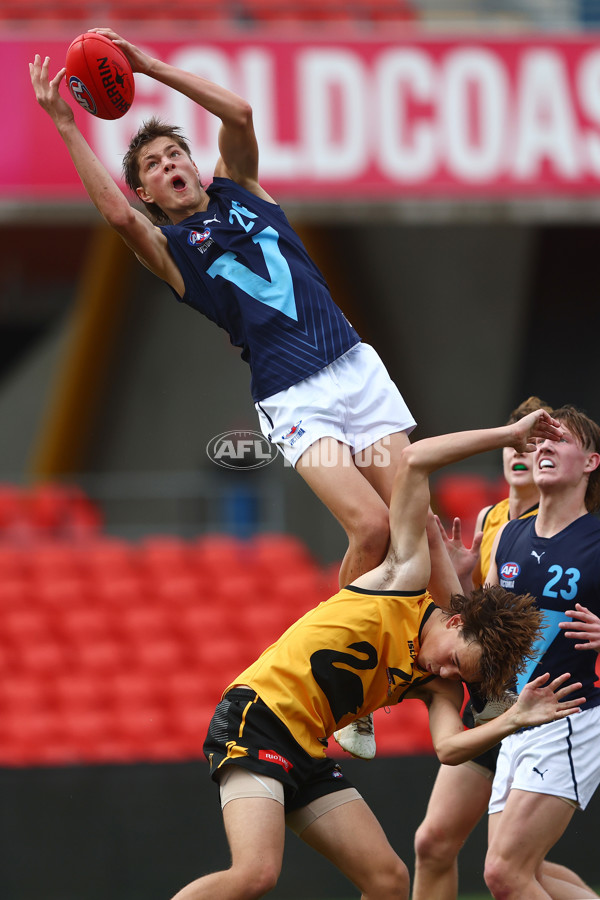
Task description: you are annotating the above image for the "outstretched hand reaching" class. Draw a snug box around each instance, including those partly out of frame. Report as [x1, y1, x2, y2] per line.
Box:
[512, 672, 585, 729]
[560, 603, 600, 652]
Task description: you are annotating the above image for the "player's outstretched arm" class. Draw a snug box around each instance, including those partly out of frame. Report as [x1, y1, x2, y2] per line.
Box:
[560, 603, 600, 652]
[29, 54, 154, 234]
[90, 28, 266, 193]
[29, 51, 178, 282]
[423, 672, 584, 766]
[353, 410, 562, 594]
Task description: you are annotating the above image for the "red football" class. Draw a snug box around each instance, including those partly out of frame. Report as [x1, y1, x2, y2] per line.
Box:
[65, 32, 135, 120]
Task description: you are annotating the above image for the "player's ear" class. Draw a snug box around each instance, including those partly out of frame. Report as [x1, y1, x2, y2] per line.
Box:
[445, 614, 463, 630]
[136, 185, 153, 203]
[584, 452, 600, 474]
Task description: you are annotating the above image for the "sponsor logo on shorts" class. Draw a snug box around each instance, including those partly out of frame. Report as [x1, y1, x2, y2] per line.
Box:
[332, 768, 343, 778]
[206, 430, 278, 470]
[259, 749, 293, 772]
[281, 421, 306, 447]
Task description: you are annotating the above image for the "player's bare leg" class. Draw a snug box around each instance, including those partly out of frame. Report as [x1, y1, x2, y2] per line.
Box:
[414, 762, 493, 900]
[169, 796, 285, 900]
[485, 792, 576, 899]
[300, 797, 410, 900]
[299, 432, 410, 759]
[538, 861, 598, 899]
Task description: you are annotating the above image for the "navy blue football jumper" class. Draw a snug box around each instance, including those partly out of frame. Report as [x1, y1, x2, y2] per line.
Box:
[159, 178, 360, 403]
[496, 513, 600, 708]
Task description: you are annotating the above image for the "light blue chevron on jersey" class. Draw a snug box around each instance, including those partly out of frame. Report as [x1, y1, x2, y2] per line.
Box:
[516, 608, 565, 692]
[207, 225, 298, 321]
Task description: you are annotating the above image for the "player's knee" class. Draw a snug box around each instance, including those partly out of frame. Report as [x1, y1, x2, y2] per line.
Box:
[368, 855, 410, 900]
[349, 505, 390, 553]
[484, 852, 514, 899]
[229, 859, 281, 899]
[250, 861, 281, 897]
[414, 816, 463, 867]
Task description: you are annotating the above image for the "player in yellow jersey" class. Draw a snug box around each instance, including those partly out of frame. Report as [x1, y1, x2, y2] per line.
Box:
[173, 410, 583, 900]
[414, 397, 597, 900]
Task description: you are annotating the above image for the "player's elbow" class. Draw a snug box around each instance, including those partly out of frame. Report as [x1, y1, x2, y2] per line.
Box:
[432, 739, 467, 767]
[230, 99, 254, 131]
[104, 202, 139, 233]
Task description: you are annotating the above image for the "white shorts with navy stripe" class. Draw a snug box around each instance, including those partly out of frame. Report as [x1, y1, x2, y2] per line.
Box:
[255, 342, 416, 467]
[489, 704, 600, 813]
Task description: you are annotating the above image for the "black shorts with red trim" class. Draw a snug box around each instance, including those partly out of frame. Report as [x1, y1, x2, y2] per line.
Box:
[203, 688, 355, 813]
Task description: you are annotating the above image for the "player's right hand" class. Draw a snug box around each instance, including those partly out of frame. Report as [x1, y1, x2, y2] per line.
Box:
[29, 55, 74, 126]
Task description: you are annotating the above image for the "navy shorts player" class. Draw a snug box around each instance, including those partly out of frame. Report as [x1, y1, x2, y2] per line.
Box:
[483, 404, 600, 900]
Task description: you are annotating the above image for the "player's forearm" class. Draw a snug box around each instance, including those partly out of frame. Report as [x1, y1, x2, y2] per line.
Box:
[143, 56, 252, 127]
[402, 426, 511, 478]
[58, 122, 134, 227]
[432, 714, 514, 766]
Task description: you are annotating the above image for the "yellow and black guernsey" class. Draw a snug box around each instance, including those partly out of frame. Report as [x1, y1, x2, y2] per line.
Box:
[226, 586, 437, 758]
[478, 497, 539, 583]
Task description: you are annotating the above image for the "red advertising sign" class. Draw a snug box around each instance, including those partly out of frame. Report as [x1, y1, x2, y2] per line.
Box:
[9, 34, 600, 200]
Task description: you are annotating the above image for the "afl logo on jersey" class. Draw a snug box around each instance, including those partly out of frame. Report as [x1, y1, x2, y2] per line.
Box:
[188, 229, 211, 245]
[500, 562, 520, 579]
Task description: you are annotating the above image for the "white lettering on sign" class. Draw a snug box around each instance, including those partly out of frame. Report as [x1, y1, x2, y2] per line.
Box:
[91, 41, 600, 193]
[513, 50, 580, 179]
[441, 48, 509, 181]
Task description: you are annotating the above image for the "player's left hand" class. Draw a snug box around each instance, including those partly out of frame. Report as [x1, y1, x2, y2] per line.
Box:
[513, 672, 585, 727]
[29, 54, 74, 126]
[511, 409, 563, 454]
[433, 514, 482, 584]
[560, 603, 600, 652]
[87, 28, 153, 75]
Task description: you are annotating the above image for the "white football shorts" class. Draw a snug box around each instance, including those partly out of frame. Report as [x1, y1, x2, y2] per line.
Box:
[489, 704, 600, 813]
[255, 342, 416, 467]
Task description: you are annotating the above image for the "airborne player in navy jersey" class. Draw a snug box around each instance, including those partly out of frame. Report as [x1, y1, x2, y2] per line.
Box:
[29, 28, 415, 598]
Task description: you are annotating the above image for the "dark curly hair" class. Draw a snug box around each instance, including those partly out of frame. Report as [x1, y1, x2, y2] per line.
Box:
[507, 395, 552, 425]
[122, 117, 200, 225]
[447, 585, 544, 700]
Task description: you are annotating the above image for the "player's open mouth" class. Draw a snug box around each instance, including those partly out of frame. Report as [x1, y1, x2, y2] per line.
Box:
[512, 463, 528, 471]
[539, 459, 555, 469]
[172, 176, 186, 191]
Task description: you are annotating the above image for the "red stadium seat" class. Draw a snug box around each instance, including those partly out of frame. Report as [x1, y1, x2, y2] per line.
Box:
[150, 571, 205, 606]
[114, 605, 173, 643]
[129, 636, 186, 671]
[192, 534, 249, 576]
[51, 672, 110, 711]
[78, 538, 138, 576]
[0, 674, 51, 712]
[91, 572, 145, 608]
[31, 574, 89, 610]
[0, 484, 28, 535]
[28, 541, 81, 577]
[2, 608, 50, 646]
[0, 577, 32, 609]
[54, 607, 114, 646]
[0, 709, 59, 758]
[0, 545, 27, 578]
[70, 638, 124, 673]
[434, 472, 497, 542]
[109, 670, 157, 708]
